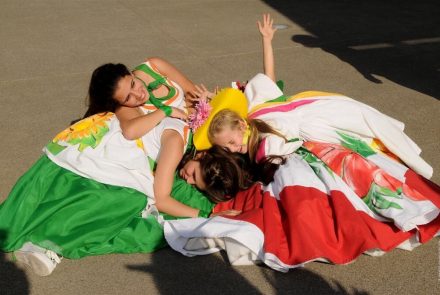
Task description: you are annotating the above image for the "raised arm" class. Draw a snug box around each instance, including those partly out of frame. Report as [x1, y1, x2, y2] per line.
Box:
[257, 14, 277, 82]
[153, 129, 201, 218]
[148, 57, 198, 99]
[148, 57, 215, 114]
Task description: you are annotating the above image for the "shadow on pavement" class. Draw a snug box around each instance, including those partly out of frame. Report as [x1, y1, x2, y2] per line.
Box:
[127, 249, 258, 294]
[264, 0, 440, 99]
[127, 248, 369, 295]
[0, 230, 30, 295]
[262, 266, 370, 295]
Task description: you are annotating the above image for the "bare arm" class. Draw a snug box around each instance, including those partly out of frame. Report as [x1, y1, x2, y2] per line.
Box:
[148, 57, 197, 98]
[116, 107, 167, 140]
[153, 129, 200, 218]
[116, 57, 196, 140]
[257, 14, 277, 82]
[148, 57, 218, 115]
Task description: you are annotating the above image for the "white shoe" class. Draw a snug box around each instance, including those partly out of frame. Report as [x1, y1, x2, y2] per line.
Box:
[14, 242, 62, 276]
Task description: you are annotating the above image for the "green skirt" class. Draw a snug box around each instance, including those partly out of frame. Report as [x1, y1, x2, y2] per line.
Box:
[0, 155, 214, 259]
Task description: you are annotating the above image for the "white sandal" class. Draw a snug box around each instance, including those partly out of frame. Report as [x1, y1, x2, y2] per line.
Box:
[14, 242, 62, 276]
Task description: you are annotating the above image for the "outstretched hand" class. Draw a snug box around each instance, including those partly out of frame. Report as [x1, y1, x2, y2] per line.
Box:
[185, 84, 217, 113]
[191, 84, 217, 101]
[257, 13, 277, 41]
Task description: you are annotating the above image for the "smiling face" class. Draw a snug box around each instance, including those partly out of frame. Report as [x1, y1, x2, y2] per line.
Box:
[113, 75, 149, 107]
[179, 159, 207, 190]
[208, 109, 249, 154]
[212, 125, 248, 154]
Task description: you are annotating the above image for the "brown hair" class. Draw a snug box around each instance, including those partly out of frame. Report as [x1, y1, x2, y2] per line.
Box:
[179, 146, 254, 203]
[84, 63, 130, 118]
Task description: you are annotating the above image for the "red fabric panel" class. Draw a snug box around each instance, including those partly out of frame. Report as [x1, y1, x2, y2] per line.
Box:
[213, 183, 440, 266]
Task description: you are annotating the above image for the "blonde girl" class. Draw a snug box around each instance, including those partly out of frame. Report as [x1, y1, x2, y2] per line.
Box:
[191, 14, 440, 237]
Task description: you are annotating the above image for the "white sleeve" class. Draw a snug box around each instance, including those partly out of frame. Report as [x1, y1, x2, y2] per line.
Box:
[156, 118, 189, 153]
[244, 73, 283, 110]
[160, 118, 186, 136]
[141, 117, 190, 163]
[255, 134, 303, 163]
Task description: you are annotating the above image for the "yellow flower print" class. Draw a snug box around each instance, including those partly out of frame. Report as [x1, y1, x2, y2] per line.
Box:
[47, 112, 114, 155]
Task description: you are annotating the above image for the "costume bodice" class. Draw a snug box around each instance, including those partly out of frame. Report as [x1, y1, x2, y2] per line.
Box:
[133, 61, 185, 113]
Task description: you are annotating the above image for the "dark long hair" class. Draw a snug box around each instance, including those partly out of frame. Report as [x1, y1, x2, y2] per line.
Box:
[179, 146, 254, 203]
[83, 63, 131, 118]
[253, 155, 286, 185]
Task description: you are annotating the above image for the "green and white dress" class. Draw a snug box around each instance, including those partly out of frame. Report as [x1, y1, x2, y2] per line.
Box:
[0, 62, 213, 259]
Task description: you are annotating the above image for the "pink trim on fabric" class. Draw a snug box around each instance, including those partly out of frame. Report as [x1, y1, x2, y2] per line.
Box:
[255, 138, 267, 163]
[249, 99, 318, 119]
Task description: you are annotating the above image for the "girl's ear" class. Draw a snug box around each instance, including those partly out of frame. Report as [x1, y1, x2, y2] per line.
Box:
[239, 119, 248, 131]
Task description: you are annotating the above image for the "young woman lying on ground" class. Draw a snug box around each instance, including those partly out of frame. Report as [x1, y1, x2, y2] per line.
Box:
[0, 58, 252, 276]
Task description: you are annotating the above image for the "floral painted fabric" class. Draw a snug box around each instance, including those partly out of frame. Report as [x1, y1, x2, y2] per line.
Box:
[45, 111, 191, 203]
[164, 74, 440, 272]
[45, 113, 155, 198]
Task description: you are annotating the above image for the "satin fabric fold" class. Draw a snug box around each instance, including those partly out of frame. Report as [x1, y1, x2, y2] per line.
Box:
[0, 155, 214, 259]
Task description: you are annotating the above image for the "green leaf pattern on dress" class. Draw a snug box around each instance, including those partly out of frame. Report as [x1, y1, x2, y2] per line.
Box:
[296, 147, 335, 179]
[337, 131, 376, 158]
[363, 182, 403, 215]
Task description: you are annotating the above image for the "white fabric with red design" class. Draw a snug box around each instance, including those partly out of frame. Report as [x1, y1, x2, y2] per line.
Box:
[164, 73, 440, 272]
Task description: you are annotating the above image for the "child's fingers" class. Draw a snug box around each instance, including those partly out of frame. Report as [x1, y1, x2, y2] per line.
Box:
[189, 93, 199, 100]
[225, 210, 242, 216]
[194, 84, 203, 92]
[212, 209, 242, 217]
[199, 84, 208, 92]
[194, 84, 209, 96]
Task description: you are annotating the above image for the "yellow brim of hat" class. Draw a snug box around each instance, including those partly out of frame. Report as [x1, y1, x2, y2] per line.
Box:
[193, 88, 248, 150]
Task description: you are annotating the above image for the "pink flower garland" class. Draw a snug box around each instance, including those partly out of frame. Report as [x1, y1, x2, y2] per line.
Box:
[188, 99, 212, 132]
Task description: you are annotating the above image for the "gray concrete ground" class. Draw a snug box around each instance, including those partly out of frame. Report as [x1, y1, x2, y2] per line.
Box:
[1, 0, 439, 294]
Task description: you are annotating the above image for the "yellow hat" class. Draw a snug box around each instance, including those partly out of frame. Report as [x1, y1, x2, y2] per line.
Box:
[193, 88, 248, 150]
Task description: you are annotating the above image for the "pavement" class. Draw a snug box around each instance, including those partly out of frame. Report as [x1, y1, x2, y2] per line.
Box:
[1, 0, 439, 294]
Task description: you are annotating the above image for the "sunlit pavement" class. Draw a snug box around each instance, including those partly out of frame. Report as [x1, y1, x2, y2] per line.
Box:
[1, 1, 439, 294]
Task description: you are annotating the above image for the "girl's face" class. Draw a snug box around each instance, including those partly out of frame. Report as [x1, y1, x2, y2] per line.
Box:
[212, 122, 248, 154]
[179, 160, 206, 190]
[113, 75, 149, 107]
